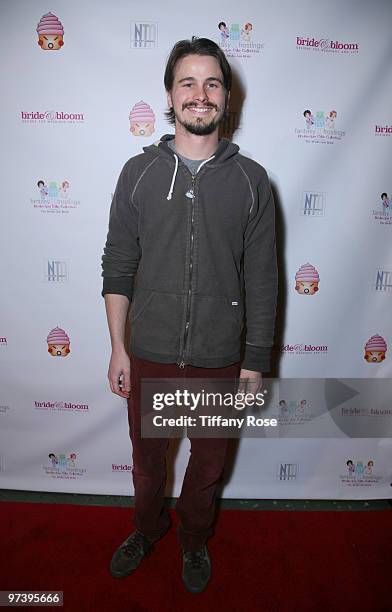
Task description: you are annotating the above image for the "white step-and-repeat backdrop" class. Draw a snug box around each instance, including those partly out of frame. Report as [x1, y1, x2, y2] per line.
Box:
[1, 0, 391, 499]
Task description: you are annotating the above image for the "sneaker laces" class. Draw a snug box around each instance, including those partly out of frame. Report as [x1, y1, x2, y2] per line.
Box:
[184, 549, 206, 569]
[123, 532, 150, 557]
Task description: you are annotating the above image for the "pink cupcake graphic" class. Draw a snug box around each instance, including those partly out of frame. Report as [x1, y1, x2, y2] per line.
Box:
[364, 334, 387, 363]
[129, 101, 155, 137]
[295, 263, 320, 295]
[37, 12, 64, 51]
[47, 326, 70, 357]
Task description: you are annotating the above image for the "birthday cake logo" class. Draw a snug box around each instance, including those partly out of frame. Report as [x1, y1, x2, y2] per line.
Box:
[47, 326, 71, 357]
[364, 334, 387, 363]
[216, 20, 264, 58]
[129, 101, 156, 136]
[37, 12, 64, 51]
[295, 109, 346, 144]
[295, 263, 320, 295]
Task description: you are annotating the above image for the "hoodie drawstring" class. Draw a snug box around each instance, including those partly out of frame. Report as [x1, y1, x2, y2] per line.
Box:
[196, 155, 215, 174]
[166, 154, 179, 200]
[166, 153, 216, 201]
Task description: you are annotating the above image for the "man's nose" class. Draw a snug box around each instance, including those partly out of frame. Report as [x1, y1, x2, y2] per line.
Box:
[193, 85, 208, 101]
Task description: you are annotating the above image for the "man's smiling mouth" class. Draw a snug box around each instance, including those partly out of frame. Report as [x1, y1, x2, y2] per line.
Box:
[185, 105, 216, 114]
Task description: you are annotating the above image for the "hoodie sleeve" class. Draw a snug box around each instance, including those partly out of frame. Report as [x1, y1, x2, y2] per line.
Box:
[101, 160, 141, 301]
[242, 170, 278, 373]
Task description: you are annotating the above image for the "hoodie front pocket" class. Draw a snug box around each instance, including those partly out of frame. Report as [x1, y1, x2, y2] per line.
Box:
[191, 295, 243, 358]
[131, 288, 155, 323]
[131, 290, 183, 355]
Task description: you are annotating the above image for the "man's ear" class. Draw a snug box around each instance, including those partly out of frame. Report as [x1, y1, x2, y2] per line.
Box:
[167, 90, 173, 110]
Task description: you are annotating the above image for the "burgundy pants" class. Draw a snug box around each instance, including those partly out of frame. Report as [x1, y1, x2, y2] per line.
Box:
[127, 353, 241, 551]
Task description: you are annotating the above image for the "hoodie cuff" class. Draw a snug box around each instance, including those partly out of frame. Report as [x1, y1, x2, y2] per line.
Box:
[101, 277, 133, 302]
[241, 345, 272, 374]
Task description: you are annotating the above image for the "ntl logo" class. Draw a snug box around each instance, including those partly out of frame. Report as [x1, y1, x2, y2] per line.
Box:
[301, 192, 325, 216]
[0, 337, 7, 347]
[130, 21, 158, 48]
[375, 270, 392, 292]
[296, 37, 359, 53]
[44, 260, 68, 283]
[278, 463, 298, 481]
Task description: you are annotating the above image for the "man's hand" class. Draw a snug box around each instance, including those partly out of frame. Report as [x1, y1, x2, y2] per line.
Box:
[108, 348, 131, 399]
[237, 368, 263, 399]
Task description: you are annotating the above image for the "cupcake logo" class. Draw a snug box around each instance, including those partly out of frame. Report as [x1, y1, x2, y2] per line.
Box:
[47, 326, 70, 357]
[36, 12, 64, 51]
[364, 334, 387, 363]
[129, 101, 155, 137]
[295, 263, 320, 295]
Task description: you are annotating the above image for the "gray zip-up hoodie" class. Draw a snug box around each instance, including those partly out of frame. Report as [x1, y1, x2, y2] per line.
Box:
[101, 134, 278, 372]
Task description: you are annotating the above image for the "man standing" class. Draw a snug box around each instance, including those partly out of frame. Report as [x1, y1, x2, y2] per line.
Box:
[101, 37, 278, 594]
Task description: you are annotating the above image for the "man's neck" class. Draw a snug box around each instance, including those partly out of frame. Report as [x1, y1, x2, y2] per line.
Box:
[173, 123, 219, 160]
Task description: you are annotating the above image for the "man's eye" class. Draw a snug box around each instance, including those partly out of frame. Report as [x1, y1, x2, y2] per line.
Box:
[183, 83, 192, 87]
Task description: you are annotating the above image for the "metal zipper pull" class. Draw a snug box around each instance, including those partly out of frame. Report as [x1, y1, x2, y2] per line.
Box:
[177, 361, 186, 369]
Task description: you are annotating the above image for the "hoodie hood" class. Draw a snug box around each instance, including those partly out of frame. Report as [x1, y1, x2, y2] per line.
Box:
[143, 134, 240, 166]
[143, 134, 240, 200]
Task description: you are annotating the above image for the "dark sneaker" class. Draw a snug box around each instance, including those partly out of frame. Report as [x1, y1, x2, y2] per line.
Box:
[110, 530, 154, 578]
[182, 545, 211, 594]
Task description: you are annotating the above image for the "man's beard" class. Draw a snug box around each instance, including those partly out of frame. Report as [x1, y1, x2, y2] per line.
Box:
[175, 102, 226, 136]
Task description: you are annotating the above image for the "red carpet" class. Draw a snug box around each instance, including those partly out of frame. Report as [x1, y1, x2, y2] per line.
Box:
[0, 502, 391, 612]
